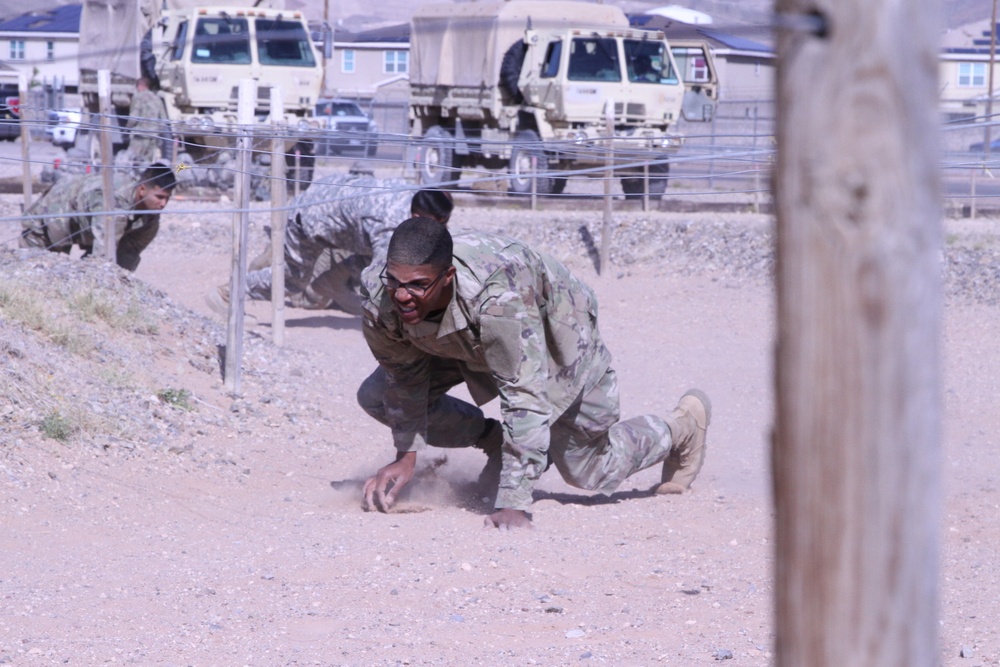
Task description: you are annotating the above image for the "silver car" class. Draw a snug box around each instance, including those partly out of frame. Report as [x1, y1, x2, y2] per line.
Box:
[314, 98, 377, 157]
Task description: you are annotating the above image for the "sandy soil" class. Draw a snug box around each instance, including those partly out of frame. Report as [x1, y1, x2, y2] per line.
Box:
[1, 186, 999, 666]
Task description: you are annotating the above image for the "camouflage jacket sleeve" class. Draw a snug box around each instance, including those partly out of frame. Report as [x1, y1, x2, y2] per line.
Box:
[476, 261, 554, 512]
[88, 179, 138, 263]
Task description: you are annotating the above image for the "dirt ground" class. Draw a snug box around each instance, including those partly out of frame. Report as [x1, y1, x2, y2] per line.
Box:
[2, 178, 999, 666]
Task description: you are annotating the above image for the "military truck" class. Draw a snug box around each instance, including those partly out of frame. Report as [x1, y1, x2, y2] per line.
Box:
[77, 0, 325, 194]
[409, 0, 717, 196]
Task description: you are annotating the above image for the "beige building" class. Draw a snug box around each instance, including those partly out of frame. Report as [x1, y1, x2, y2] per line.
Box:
[324, 23, 410, 102]
[940, 18, 1000, 120]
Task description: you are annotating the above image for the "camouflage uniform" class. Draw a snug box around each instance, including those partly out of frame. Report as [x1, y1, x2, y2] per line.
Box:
[19, 172, 160, 272]
[358, 231, 675, 511]
[127, 88, 167, 163]
[245, 174, 412, 313]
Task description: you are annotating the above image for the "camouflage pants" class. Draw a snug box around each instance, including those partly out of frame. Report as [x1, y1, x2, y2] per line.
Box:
[245, 231, 368, 314]
[129, 137, 161, 164]
[357, 364, 673, 498]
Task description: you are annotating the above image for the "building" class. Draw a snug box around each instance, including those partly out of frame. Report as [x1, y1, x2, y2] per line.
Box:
[941, 18, 1000, 120]
[0, 3, 81, 92]
[324, 23, 410, 102]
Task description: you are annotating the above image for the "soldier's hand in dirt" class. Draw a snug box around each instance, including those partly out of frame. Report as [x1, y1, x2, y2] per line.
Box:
[363, 451, 416, 513]
[484, 508, 532, 530]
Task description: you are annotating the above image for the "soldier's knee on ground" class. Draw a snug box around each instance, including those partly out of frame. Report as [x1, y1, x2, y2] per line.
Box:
[356, 370, 390, 422]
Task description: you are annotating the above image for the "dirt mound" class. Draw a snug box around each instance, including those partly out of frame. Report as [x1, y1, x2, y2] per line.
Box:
[0, 248, 320, 457]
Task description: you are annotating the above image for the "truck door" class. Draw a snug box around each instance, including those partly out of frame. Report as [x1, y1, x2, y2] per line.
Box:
[669, 41, 718, 122]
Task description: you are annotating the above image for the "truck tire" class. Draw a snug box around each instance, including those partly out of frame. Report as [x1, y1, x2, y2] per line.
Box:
[508, 130, 552, 195]
[620, 160, 670, 200]
[499, 40, 527, 104]
[551, 177, 568, 195]
[416, 126, 456, 186]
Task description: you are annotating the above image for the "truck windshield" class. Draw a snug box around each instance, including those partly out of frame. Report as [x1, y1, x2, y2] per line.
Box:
[192, 17, 251, 64]
[256, 18, 316, 67]
[315, 101, 363, 116]
[624, 39, 679, 85]
[567, 38, 620, 82]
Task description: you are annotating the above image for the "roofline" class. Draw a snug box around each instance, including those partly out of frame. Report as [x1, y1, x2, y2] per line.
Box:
[712, 48, 775, 59]
[0, 31, 79, 38]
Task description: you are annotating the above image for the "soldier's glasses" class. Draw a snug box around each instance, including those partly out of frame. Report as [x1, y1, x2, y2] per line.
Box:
[380, 267, 448, 297]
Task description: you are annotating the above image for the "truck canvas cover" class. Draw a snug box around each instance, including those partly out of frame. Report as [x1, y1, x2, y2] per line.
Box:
[79, 0, 288, 78]
[410, 0, 627, 90]
[79, 0, 158, 79]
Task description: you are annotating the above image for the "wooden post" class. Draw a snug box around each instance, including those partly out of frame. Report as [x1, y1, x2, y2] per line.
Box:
[18, 74, 31, 211]
[970, 167, 978, 219]
[752, 104, 761, 214]
[270, 87, 287, 347]
[293, 148, 301, 199]
[224, 79, 255, 393]
[773, 2, 941, 666]
[530, 154, 538, 211]
[599, 98, 614, 275]
[98, 70, 116, 261]
[642, 162, 649, 212]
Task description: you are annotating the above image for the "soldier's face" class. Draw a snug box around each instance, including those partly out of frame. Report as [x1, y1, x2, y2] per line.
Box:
[135, 185, 172, 212]
[384, 261, 455, 325]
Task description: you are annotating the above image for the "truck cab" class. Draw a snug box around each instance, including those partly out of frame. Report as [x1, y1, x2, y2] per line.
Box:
[155, 6, 322, 120]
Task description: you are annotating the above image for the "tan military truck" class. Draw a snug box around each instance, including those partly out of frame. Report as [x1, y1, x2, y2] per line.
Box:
[78, 0, 325, 195]
[409, 0, 717, 197]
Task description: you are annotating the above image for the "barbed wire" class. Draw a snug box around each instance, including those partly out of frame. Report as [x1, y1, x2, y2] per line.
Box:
[3, 88, 997, 259]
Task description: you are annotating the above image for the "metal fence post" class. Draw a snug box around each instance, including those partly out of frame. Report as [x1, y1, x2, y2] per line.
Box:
[599, 98, 615, 275]
[18, 74, 31, 212]
[224, 79, 255, 393]
[270, 87, 287, 347]
[97, 70, 116, 262]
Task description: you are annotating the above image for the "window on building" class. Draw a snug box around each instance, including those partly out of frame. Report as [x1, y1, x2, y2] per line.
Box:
[342, 49, 355, 73]
[384, 50, 408, 74]
[46, 41, 55, 62]
[958, 62, 987, 87]
[9, 40, 25, 60]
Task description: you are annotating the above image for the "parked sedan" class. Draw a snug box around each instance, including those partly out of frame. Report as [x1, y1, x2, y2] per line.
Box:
[314, 98, 378, 157]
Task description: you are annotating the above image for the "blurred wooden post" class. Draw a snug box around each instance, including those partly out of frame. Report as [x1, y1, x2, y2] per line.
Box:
[270, 87, 286, 347]
[18, 74, 31, 211]
[642, 162, 649, 212]
[98, 70, 116, 261]
[599, 98, 614, 275]
[752, 105, 761, 214]
[773, 1, 941, 666]
[530, 154, 537, 210]
[293, 148, 301, 198]
[969, 168, 977, 219]
[224, 79, 254, 393]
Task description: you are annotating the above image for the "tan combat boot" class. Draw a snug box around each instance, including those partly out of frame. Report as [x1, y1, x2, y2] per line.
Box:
[655, 389, 711, 494]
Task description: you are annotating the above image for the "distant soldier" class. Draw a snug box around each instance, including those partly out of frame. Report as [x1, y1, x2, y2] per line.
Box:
[126, 77, 168, 164]
[207, 173, 453, 316]
[19, 163, 177, 272]
[358, 219, 712, 529]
